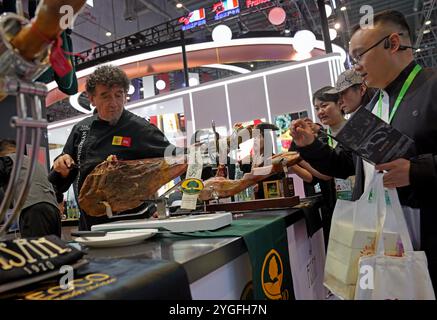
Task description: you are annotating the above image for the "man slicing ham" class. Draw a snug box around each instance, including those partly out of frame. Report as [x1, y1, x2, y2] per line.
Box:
[49, 65, 182, 231]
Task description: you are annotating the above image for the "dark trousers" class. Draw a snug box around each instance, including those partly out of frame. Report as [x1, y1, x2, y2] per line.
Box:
[19, 202, 61, 238]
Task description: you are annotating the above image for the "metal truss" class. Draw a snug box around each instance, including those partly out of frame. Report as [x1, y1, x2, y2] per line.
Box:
[414, 0, 437, 68]
[73, 1, 277, 70]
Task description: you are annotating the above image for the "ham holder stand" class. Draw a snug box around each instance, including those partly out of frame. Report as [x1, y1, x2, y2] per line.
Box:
[0, 13, 49, 239]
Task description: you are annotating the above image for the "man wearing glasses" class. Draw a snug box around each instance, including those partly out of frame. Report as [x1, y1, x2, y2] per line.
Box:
[291, 10, 437, 290]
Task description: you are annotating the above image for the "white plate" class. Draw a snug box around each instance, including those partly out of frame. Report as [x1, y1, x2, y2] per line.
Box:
[74, 229, 158, 248]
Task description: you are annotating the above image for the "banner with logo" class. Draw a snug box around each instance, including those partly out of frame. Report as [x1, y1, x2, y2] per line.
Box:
[180, 215, 294, 300]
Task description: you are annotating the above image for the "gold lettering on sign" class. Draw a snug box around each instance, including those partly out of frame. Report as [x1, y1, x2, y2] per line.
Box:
[0, 256, 12, 271]
[0, 243, 26, 268]
[25, 291, 47, 300]
[13, 239, 48, 262]
[23, 274, 117, 300]
[31, 238, 71, 256]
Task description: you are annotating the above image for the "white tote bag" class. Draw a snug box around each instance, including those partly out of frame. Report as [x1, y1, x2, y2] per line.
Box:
[324, 174, 382, 300]
[354, 176, 435, 300]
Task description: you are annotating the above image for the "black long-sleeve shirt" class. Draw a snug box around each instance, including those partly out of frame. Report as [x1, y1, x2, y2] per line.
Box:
[49, 109, 181, 230]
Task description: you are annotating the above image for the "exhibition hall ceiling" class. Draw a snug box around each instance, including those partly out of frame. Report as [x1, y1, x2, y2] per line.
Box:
[69, 0, 435, 66]
[41, 0, 435, 121]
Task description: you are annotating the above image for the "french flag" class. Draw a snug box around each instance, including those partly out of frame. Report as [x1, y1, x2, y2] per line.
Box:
[223, 0, 239, 10]
[189, 8, 206, 22]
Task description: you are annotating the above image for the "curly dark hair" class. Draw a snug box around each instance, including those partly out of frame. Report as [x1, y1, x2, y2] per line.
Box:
[85, 65, 130, 95]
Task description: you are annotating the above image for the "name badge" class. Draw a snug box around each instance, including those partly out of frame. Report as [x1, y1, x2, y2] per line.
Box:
[112, 136, 132, 147]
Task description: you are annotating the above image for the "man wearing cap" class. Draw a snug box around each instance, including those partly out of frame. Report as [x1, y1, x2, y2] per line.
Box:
[326, 69, 376, 115]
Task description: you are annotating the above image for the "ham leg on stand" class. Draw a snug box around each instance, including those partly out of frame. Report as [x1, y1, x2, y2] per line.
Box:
[79, 156, 187, 217]
[199, 152, 301, 201]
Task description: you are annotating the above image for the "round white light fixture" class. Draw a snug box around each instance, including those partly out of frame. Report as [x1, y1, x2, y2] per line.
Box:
[212, 24, 233, 42]
[340, 6, 347, 12]
[155, 79, 166, 90]
[128, 84, 135, 95]
[293, 30, 316, 54]
[329, 28, 338, 40]
[268, 7, 286, 26]
[176, 3, 183, 8]
[188, 77, 199, 86]
[424, 29, 431, 34]
[325, 4, 332, 18]
[425, 20, 431, 25]
[334, 22, 341, 30]
[105, 31, 112, 37]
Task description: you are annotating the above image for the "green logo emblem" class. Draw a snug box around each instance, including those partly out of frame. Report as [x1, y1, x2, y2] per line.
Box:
[181, 178, 204, 195]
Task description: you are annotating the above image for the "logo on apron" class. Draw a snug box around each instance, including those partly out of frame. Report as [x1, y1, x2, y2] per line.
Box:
[112, 136, 132, 147]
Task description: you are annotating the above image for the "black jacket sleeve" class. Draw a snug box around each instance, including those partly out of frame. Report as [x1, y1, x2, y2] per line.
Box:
[295, 139, 355, 180]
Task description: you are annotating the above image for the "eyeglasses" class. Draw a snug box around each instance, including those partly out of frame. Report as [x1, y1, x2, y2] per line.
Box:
[350, 33, 403, 66]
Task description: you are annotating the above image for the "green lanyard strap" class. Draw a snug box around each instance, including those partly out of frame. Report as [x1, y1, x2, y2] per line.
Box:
[377, 64, 422, 123]
[327, 127, 334, 147]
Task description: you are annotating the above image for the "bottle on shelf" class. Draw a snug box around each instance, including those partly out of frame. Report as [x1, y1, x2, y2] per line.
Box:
[234, 162, 244, 202]
[234, 162, 255, 202]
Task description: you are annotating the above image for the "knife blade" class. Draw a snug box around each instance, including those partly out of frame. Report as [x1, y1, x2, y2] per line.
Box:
[71, 230, 153, 237]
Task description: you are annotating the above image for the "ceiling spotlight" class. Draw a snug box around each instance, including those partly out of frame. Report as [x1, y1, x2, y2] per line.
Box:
[284, 20, 291, 35]
[423, 29, 430, 34]
[250, 63, 254, 68]
[340, 6, 347, 11]
[416, 48, 422, 53]
[176, 3, 183, 9]
[105, 31, 112, 37]
[334, 22, 341, 30]
[425, 20, 431, 25]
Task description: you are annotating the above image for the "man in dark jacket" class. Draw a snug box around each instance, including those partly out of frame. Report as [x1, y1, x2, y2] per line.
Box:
[49, 65, 181, 230]
[291, 10, 437, 290]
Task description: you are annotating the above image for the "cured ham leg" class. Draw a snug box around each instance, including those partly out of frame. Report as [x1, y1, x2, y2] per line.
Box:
[79, 156, 187, 217]
[199, 152, 301, 201]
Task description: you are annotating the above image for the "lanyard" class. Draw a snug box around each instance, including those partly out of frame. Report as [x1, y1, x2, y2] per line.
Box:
[327, 127, 334, 147]
[377, 64, 422, 123]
